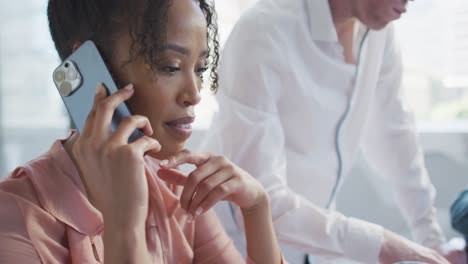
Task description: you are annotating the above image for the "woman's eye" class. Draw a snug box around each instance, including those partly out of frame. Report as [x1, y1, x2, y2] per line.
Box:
[196, 67, 208, 77]
[161, 66, 180, 74]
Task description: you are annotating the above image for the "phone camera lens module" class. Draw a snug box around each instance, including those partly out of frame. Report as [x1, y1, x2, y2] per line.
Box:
[67, 68, 77, 80]
[54, 70, 65, 82]
[59, 81, 73, 96]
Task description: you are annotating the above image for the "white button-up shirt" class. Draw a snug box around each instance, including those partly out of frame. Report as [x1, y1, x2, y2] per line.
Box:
[199, 0, 446, 263]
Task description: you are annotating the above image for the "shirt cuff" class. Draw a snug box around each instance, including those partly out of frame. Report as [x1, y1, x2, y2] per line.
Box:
[343, 217, 384, 264]
[411, 219, 446, 249]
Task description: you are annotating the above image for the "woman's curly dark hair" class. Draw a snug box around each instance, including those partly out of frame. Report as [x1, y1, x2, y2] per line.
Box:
[47, 0, 220, 92]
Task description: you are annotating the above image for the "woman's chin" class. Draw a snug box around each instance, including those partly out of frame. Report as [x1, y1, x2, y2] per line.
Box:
[150, 142, 186, 160]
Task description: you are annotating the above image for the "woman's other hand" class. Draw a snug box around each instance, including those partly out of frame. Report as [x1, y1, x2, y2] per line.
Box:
[157, 150, 266, 218]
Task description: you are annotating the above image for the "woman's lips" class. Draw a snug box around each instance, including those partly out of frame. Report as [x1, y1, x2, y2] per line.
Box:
[165, 116, 195, 140]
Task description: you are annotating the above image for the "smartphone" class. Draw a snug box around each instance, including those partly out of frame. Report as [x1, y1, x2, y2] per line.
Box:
[52, 40, 143, 143]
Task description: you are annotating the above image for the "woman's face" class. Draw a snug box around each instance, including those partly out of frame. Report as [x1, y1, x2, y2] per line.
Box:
[110, 0, 208, 159]
[355, 0, 409, 30]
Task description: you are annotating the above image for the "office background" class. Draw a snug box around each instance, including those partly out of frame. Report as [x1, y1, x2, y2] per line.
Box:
[1, 0, 468, 243]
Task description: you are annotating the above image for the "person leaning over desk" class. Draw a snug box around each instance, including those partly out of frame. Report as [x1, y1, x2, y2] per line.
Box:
[200, 0, 464, 263]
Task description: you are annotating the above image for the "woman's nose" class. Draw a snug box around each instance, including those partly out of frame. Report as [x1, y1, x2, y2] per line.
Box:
[179, 75, 201, 107]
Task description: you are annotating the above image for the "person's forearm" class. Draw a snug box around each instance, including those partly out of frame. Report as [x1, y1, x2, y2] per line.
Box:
[103, 223, 151, 264]
[242, 193, 282, 264]
[378, 229, 449, 264]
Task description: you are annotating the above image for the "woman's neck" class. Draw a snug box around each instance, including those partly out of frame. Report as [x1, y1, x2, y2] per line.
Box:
[329, 0, 358, 64]
[329, 0, 355, 33]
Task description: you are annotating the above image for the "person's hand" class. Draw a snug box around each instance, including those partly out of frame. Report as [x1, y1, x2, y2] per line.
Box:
[379, 230, 450, 264]
[441, 249, 466, 264]
[70, 83, 160, 228]
[157, 150, 266, 219]
[436, 238, 467, 264]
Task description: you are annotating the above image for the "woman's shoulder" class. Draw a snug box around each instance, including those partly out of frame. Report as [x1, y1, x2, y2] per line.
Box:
[0, 181, 42, 262]
[0, 167, 42, 209]
[0, 153, 73, 262]
[0, 142, 71, 232]
[0, 169, 44, 253]
[0, 164, 58, 230]
[0, 169, 68, 263]
[0, 136, 79, 210]
[0, 149, 58, 207]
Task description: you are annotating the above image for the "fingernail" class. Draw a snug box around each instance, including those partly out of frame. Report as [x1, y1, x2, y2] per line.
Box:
[123, 83, 134, 91]
[187, 214, 193, 223]
[195, 207, 203, 216]
[159, 159, 169, 167]
[95, 83, 105, 95]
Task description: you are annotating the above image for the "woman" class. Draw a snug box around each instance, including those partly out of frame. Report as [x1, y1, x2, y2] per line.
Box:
[0, 0, 283, 263]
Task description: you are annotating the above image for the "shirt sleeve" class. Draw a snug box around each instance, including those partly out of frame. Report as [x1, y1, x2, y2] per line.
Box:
[199, 16, 384, 264]
[360, 24, 446, 248]
[0, 191, 42, 263]
[193, 209, 245, 263]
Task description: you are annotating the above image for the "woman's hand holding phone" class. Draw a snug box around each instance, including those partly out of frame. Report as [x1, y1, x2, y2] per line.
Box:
[68, 83, 160, 263]
[72, 83, 160, 225]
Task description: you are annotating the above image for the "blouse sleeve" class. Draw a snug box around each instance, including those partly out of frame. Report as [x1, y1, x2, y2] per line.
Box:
[0, 191, 42, 263]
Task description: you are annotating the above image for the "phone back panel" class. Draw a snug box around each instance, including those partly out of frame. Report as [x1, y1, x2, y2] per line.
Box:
[54, 40, 142, 142]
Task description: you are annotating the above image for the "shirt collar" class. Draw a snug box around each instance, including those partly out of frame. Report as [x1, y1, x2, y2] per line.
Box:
[144, 155, 180, 218]
[304, 0, 339, 42]
[25, 131, 103, 236]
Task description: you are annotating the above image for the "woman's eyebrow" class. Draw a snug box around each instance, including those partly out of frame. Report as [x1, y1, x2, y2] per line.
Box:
[162, 43, 208, 57]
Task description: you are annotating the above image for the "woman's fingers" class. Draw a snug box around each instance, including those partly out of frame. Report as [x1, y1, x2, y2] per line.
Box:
[131, 136, 161, 155]
[157, 168, 188, 186]
[159, 150, 211, 168]
[111, 115, 153, 144]
[92, 83, 136, 138]
[193, 180, 238, 218]
[185, 167, 232, 216]
[158, 152, 257, 219]
[179, 157, 224, 211]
